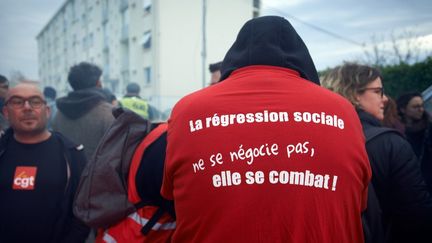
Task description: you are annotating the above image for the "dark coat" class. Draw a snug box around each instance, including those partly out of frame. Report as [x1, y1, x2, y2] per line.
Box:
[358, 109, 432, 243]
[53, 87, 115, 159]
[0, 129, 90, 243]
[405, 121, 432, 190]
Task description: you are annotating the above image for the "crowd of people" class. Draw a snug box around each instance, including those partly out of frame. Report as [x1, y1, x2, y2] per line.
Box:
[0, 15, 431, 243]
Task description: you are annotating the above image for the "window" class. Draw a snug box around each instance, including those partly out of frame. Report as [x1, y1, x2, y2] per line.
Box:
[121, 45, 129, 70]
[62, 11, 68, 31]
[120, 0, 128, 11]
[253, 9, 259, 18]
[253, 0, 260, 9]
[53, 37, 59, 51]
[103, 53, 110, 77]
[120, 9, 129, 42]
[72, 34, 77, 46]
[82, 36, 87, 50]
[71, 0, 76, 23]
[88, 33, 94, 47]
[253, 0, 260, 18]
[143, 0, 151, 11]
[122, 70, 130, 84]
[54, 55, 60, 68]
[144, 66, 151, 84]
[82, 13, 87, 25]
[103, 23, 109, 50]
[140, 31, 151, 49]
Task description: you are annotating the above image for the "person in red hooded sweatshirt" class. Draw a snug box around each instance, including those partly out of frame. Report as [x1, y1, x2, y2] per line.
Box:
[161, 16, 371, 243]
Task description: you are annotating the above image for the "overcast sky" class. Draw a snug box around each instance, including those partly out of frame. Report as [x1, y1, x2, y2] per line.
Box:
[263, 0, 432, 70]
[1, 0, 431, 80]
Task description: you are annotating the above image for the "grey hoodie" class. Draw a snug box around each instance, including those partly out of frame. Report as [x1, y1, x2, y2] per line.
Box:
[53, 88, 114, 160]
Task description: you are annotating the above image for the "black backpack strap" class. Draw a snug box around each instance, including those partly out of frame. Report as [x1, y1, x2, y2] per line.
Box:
[364, 126, 399, 143]
[130, 123, 175, 235]
[134, 199, 175, 235]
[140, 206, 166, 235]
[134, 200, 147, 209]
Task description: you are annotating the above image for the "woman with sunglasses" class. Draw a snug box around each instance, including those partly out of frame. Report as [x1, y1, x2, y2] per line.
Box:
[322, 62, 432, 243]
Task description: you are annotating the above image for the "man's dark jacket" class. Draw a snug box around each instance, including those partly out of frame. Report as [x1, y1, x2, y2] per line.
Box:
[0, 129, 90, 243]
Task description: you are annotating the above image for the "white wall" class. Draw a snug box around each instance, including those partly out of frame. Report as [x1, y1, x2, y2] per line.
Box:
[206, 0, 253, 82]
[155, 0, 254, 111]
[37, 0, 256, 112]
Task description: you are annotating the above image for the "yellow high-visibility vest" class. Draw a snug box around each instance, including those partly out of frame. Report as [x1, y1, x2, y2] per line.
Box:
[120, 97, 149, 119]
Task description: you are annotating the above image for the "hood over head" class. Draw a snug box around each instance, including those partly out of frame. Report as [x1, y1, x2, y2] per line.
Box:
[220, 16, 320, 85]
[56, 87, 107, 119]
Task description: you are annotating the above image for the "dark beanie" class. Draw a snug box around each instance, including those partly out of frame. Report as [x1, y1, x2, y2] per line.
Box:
[43, 86, 57, 99]
[127, 82, 140, 94]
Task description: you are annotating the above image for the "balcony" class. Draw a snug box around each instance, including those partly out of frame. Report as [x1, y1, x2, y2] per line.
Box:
[253, 0, 260, 9]
[102, 68, 110, 82]
[102, 8, 109, 23]
[120, 25, 129, 43]
[119, 0, 128, 12]
[103, 42, 109, 52]
[102, 34, 109, 51]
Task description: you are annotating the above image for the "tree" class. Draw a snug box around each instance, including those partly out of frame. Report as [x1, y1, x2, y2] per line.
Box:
[318, 30, 431, 98]
[317, 57, 432, 99]
[362, 31, 431, 67]
[381, 57, 432, 98]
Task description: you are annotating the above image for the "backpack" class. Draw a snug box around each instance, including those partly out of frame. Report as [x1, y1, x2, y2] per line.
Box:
[73, 107, 173, 232]
[362, 126, 399, 243]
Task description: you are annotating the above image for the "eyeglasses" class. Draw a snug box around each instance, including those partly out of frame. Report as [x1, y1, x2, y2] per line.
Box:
[359, 87, 384, 98]
[410, 105, 424, 110]
[5, 96, 47, 109]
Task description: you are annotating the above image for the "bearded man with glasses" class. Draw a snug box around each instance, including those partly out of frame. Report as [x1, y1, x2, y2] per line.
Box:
[0, 83, 90, 242]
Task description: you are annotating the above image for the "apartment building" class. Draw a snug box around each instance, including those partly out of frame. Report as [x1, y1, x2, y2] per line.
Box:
[37, 0, 260, 113]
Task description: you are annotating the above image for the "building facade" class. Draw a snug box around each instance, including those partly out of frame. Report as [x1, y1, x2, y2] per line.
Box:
[37, 0, 259, 114]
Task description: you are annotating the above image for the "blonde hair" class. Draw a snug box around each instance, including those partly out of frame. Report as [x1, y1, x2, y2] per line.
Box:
[321, 62, 381, 108]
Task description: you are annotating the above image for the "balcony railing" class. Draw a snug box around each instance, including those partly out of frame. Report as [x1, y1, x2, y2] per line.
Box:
[120, 25, 129, 43]
[102, 8, 109, 23]
[119, 0, 128, 12]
